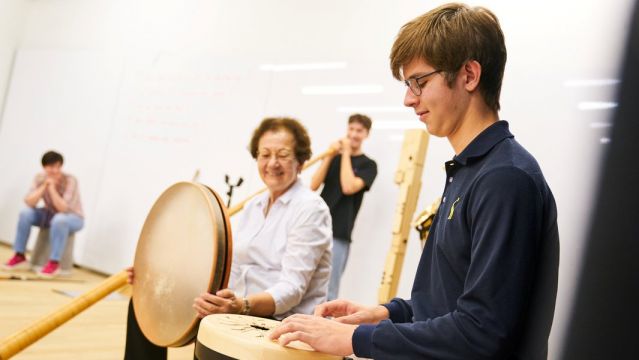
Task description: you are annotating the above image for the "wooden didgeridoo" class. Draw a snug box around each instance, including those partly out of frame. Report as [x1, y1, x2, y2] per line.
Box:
[0, 149, 333, 360]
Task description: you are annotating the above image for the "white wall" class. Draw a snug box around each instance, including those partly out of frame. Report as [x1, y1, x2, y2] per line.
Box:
[0, 0, 30, 128]
[0, 0, 633, 358]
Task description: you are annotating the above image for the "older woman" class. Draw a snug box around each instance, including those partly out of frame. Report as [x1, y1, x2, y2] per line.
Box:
[124, 117, 332, 359]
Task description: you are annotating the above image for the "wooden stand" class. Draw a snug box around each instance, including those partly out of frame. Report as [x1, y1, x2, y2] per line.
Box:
[378, 129, 429, 304]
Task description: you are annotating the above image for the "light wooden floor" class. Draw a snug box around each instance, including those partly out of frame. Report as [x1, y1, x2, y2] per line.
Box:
[0, 243, 194, 359]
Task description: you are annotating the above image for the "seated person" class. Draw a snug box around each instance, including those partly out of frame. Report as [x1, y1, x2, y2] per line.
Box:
[124, 117, 333, 359]
[3, 150, 84, 277]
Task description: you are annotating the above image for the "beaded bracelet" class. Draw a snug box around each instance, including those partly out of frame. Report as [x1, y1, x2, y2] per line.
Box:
[241, 298, 251, 315]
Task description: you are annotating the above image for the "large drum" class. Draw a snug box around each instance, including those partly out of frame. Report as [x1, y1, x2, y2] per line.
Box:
[195, 314, 342, 360]
[132, 182, 232, 347]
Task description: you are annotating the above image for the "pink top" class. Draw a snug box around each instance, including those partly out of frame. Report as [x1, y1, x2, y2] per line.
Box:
[29, 172, 84, 217]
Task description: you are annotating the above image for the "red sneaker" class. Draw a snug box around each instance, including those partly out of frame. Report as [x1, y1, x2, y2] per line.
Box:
[39, 260, 60, 277]
[3, 253, 29, 270]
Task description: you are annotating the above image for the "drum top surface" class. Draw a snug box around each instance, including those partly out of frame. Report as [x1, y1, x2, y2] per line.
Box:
[133, 182, 229, 347]
[197, 314, 341, 360]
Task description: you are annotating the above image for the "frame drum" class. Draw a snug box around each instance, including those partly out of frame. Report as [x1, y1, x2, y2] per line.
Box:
[195, 314, 342, 360]
[133, 182, 232, 347]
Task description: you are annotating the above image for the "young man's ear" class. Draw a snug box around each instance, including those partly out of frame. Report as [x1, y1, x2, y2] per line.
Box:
[463, 60, 482, 92]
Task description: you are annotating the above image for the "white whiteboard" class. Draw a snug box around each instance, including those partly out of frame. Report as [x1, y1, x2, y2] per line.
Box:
[0, 49, 123, 262]
[0, 50, 275, 272]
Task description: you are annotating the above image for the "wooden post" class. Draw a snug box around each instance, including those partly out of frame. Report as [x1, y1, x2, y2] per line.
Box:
[378, 129, 429, 304]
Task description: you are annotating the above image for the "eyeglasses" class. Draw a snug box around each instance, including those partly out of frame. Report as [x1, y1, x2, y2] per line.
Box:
[257, 149, 295, 163]
[404, 69, 442, 96]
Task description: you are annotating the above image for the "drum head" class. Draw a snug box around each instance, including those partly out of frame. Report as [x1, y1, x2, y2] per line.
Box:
[133, 182, 232, 347]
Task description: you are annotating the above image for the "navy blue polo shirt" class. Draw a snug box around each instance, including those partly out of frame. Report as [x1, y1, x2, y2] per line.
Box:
[353, 121, 559, 359]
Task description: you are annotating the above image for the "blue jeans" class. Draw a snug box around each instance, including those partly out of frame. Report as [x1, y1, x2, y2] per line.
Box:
[327, 237, 351, 301]
[13, 207, 84, 261]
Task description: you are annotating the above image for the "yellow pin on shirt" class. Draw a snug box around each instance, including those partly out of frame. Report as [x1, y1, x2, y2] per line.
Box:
[448, 197, 461, 220]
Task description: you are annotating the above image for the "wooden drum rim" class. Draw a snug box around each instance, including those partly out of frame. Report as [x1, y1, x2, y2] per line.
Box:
[132, 181, 232, 347]
[203, 184, 233, 294]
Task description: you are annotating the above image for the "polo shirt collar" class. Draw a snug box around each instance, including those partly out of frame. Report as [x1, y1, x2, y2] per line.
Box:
[453, 120, 513, 166]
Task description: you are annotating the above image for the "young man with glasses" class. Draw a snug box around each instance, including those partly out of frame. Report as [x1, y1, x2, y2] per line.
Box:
[310, 114, 377, 301]
[271, 3, 559, 359]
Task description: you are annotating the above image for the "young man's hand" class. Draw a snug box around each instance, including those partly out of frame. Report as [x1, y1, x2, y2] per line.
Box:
[328, 140, 342, 156]
[339, 138, 352, 154]
[314, 299, 389, 325]
[269, 314, 356, 357]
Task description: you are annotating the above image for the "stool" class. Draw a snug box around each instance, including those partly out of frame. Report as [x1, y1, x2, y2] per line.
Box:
[30, 229, 75, 273]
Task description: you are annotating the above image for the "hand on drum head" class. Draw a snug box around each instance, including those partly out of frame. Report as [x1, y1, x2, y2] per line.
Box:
[193, 289, 243, 318]
[269, 313, 356, 357]
[314, 299, 390, 325]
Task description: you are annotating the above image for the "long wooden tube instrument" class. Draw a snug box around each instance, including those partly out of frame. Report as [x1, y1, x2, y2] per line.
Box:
[0, 150, 332, 359]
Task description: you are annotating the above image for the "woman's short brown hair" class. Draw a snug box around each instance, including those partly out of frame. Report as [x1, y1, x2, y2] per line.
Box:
[390, 3, 507, 112]
[249, 117, 312, 164]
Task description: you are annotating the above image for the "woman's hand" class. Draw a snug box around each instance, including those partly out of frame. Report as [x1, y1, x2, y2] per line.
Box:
[193, 289, 244, 318]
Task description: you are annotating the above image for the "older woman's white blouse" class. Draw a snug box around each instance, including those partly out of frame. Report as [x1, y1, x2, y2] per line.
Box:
[229, 179, 332, 319]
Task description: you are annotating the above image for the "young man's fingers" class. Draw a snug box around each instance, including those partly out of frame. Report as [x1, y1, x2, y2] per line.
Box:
[313, 303, 330, 317]
[334, 314, 359, 324]
[314, 300, 347, 317]
[269, 321, 295, 340]
[278, 331, 313, 347]
[271, 317, 314, 340]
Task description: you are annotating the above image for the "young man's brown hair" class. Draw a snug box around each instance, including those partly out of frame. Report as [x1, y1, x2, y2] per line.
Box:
[390, 3, 507, 111]
[348, 114, 372, 131]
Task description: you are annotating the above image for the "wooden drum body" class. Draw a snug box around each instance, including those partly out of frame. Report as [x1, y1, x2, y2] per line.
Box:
[133, 182, 232, 347]
[195, 314, 341, 360]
